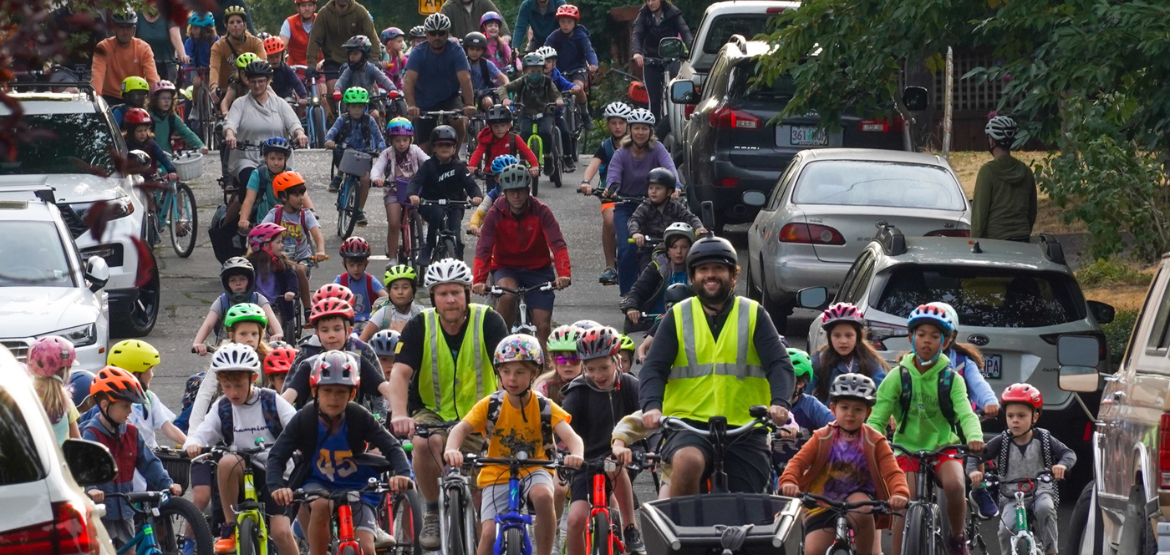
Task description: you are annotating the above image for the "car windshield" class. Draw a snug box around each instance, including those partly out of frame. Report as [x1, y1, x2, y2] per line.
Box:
[792, 161, 966, 210]
[0, 388, 46, 486]
[0, 112, 115, 175]
[701, 15, 774, 55]
[730, 65, 795, 102]
[875, 265, 1085, 328]
[0, 221, 74, 287]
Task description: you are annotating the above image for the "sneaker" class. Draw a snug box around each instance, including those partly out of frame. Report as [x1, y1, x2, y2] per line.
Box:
[969, 487, 999, 520]
[214, 524, 236, 555]
[355, 209, 368, 227]
[599, 267, 618, 285]
[328, 176, 341, 193]
[623, 525, 645, 554]
[419, 513, 441, 550]
[179, 537, 197, 555]
[948, 534, 970, 555]
[564, 158, 577, 173]
[373, 527, 397, 549]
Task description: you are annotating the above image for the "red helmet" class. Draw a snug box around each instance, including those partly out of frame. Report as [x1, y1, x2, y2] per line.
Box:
[312, 283, 355, 306]
[264, 36, 286, 56]
[1000, 383, 1043, 410]
[628, 82, 649, 106]
[264, 346, 297, 375]
[339, 237, 371, 259]
[123, 108, 152, 126]
[555, 4, 579, 19]
[310, 298, 355, 323]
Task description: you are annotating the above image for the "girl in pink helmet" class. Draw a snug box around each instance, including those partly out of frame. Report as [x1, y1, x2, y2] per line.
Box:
[27, 335, 80, 445]
[811, 302, 889, 406]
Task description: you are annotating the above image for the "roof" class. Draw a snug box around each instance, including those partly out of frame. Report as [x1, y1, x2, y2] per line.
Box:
[0, 93, 99, 116]
[799, 148, 949, 167]
[879, 236, 1072, 274]
[725, 38, 776, 58]
[0, 190, 60, 223]
[703, 1, 801, 16]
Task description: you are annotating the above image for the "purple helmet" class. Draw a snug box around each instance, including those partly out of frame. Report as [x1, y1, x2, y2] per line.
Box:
[480, 11, 504, 28]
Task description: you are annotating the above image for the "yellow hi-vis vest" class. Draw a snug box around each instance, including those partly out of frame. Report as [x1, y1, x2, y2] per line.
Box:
[419, 304, 498, 421]
[663, 296, 769, 426]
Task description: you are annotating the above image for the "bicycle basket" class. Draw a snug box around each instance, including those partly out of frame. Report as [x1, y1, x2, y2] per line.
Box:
[154, 449, 191, 493]
[638, 494, 801, 555]
[339, 149, 374, 176]
[173, 152, 204, 181]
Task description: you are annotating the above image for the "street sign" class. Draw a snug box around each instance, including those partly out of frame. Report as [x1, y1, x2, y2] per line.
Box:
[419, 0, 441, 15]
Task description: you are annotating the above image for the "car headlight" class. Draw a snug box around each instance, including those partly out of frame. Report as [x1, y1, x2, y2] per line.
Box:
[72, 193, 135, 223]
[51, 323, 97, 347]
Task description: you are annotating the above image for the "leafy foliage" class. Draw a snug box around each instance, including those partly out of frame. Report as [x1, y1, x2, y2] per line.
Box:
[1102, 308, 1138, 368]
[1074, 257, 1153, 290]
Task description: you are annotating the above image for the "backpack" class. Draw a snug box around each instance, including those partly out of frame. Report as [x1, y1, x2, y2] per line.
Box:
[217, 388, 284, 446]
[273, 204, 308, 231]
[896, 366, 965, 444]
[339, 273, 376, 311]
[992, 427, 1059, 507]
[599, 138, 616, 182]
[340, 114, 374, 148]
[483, 390, 554, 460]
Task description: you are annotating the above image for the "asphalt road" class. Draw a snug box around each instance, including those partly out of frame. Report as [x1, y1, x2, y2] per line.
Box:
[136, 149, 1071, 555]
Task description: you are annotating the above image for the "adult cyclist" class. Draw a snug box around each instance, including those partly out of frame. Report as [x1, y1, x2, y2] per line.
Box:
[304, 0, 381, 120]
[403, 13, 477, 152]
[639, 233, 794, 496]
[388, 259, 510, 550]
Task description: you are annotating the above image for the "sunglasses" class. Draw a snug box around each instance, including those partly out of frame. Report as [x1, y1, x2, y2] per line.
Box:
[427, 31, 448, 37]
[553, 354, 580, 365]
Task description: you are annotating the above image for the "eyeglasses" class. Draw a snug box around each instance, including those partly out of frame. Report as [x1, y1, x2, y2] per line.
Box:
[553, 354, 580, 365]
[427, 31, 448, 37]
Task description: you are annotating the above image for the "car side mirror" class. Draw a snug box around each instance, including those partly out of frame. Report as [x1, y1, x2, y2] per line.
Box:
[658, 37, 687, 60]
[62, 439, 118, 487]
[796, 287, 828, 309]
[901, 86, 929, 111]
[85, 256, 109, 292]
[1087, 301, 1115, 325]
[1057, 335, 1104, 392]
[670, 80, 699, 105]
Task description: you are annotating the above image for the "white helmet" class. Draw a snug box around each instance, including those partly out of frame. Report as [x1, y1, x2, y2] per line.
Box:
[603, 102, 632, 120]
[663, 222, 695, 246]
[535, 46, 558, 60]
[627, 108, 655, 126]
[423, 13, 452, 32]
[498, 163, 530, 191]
[210, 343, 261, 377]
[925, 301, 960, 334]
[424, 258, 473, 289]
[985, 115, 1017, 144]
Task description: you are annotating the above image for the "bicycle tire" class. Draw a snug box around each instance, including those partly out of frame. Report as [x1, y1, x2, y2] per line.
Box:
[461, 487, 479, 555]
[900, 504, 930, 555]
[393, 489, 424, 555]
[445, 486, 466, 555]
[550, 128, 563, 189]
[589, 512, 610, 555]
[170, 182, 198, 258]
[145, 206, 161, 247]
[504, 528, 523, 555]
[157, 495, 214, 555]
[438, 237, 457, 262]
[310, 107, 326, 148]
[341, 545, 359, 555]
[238, 517, 262, 555]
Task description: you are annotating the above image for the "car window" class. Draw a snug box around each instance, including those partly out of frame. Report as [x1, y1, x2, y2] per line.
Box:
[729, 64, 795, 103]
[0, 112, 115, 174]
[701, 15, 774, 55]
[844, 254, 876, 304]
[1144, 269, 1170, 355]
[767, 159, 800, 210]
[792, 161, 967, 211]
[702, 56, 730, 102]
[0, 388, 46, 486]
[836, 250, 872, 304]
[875, 265, 1085, 328]
[0, 221, 76, 287]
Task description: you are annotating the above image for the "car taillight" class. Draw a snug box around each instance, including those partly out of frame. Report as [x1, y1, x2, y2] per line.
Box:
[926, 229, 970, 237]
[766, 6, 788, 12]
[717, 178, 739, 187]
[1160, 413, 1170, 488]
[867, 321, 908, 351]
[684, 104, 696, 119]
[711, 106, 759, 129]
[0, 502, 100, 555]
[858, 116, 906, 133]
[778, 223, 846, 245]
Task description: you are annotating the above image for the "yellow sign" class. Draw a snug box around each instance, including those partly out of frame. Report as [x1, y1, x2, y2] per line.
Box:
[419, 0, 441, 15]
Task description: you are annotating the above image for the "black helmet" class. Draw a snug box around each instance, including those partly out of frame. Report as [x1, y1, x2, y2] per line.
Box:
[486, 105, 513, 124]
[463, 32, 487, 50]
[686, 235, 737, 272]
[647, 167, 676, 190]
[664, 283, 693, 305]
[431, 125, 458, 145]
[343, 35, 372, 54]
[244, 60, 273, 77]
[111, 10, 138, 25]
[409, 26, 426, 39]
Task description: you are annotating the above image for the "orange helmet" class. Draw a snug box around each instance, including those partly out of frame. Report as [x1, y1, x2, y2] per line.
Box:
[310, 298, 355, 323]
[312, 283, 355, 306]
[628, 82, 649, 106]
[272, 170, 306, 197]
[264, 36, 286, 56]
[264, 346, 298, 375]
[90, 366, 147, 404]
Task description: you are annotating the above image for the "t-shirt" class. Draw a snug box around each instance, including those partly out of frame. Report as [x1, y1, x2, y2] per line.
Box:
[262, 206, 321, 261]
[405, 39, 471, 110]
[308, 419, 380, 505]
[132, 390, 176, 449]
[805, 429, 876, 515]
[369, 301, 424, 333]
[468, 57, 502, 91]
[333, 273, 385, 321]
[247, 166, 297, 221]
[50, 400, 80, 446]
[462, 393, 570, 488]
[182, 388, 297, 469]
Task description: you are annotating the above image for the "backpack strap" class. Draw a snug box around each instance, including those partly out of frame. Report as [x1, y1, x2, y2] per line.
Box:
[218, 396, 235, 446]
[259, 388, 284, 440]
[364, 274, 376, 305]
[484, 390, 554, 459]
[897, 366, 960, 442]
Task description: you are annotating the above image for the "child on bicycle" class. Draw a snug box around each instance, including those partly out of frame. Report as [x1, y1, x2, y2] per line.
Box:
[147, 80, 207, 155]
[247, 223, 299, 333]
[408, 25, 426, 50]
[966, 384, 1074, 555]
[628, 168, 703, 269]
[534, 324, 583, 405]
[534, 46, 580, 171]
[811, 303, 889, 406]
[264, 36, 309, 102]
[927, 301, 1000, 416]
[184, 13, 216, 78]
[262, 170, 327, 312]
[621, 222, 693, 330]
[468, 107, 541, 190]
[240, 137, 317, 230]
[406, 125, 483, 262]
[617, 335, 636, 373]
[372, 118, 429, 263]
[480, 12, 512, 74]
[543, 5, 596, 125]
[498, 53, 563, 171]
[264, 343, 298, 393]
[562, 326, 644, 555]
[105, 340, 188, 451]
[122, 108, 179, 182]
[444, 334, 584, 555]
[325, 87, 387, 226]
[28, 336, 81, 445]
[220, 52, 262, 115]
[269, 351, 414, 555]
[580, 102, 632, 285]
[190, 303, 275, 429]
[360, 264, 423, 339]
[465, 32, 508, 111]
[335, 35, 400, 121]
[780, 373, 909, 555]
[83, 367, 182, 545]
[333, 237, 388, 324]
[865, 305, 985, 555]
[112, 76, 150, 127]
[380, 27, 407, 90]
[368, 329, 400, 380]
[192, 258, 282, 354]
[773, 348, 834, 473]
[183, 343, 299, 555]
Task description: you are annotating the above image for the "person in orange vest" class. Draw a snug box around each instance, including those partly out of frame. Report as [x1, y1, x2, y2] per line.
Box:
[280, 0, 320, 71]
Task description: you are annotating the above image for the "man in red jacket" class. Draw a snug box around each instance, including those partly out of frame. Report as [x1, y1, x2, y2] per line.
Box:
[471, 163, 571, 348]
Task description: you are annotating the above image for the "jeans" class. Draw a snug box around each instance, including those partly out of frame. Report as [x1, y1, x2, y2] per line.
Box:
[613, 202, 639, 295]
[997, 491, 1057, 554]
[418, 204, 465, 260]
[643, 63, 665, 120]
[519, 113, 555, 162]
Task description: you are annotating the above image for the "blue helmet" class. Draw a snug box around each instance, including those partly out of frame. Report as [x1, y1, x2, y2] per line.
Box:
[262, 136, 292, 157]
[188, 12, 215, 28]
[370, 329, 401, 357]
[381, 27, 404, 43]
[68, 369, 95, 408]
[491, 154, 520, 174]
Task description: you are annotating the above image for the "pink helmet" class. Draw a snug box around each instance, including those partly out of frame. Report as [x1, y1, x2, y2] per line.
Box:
[27, 336, 76, 379]
[150, 80, 177, 96]
[820, 302, 865, 330]
[248, 222, 285, 249]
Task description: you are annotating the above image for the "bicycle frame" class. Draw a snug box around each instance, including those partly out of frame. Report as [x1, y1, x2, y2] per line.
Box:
[584, 460, 625, 555]
[892, 444, 967, 555]
[418, 200, 470, 261]
[495, 472, 534, 555]
[488, 282, 554, 335]
[1008, 489, 1042, 555]
[194, 446, 270, 555]
[110, 493, 167, 555]
[294, 489, 362, 555]
[660, 407, 774, 494]
[416, 422, 478, 555]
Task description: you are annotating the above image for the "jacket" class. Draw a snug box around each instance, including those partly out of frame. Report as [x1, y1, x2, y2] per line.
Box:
[513, 0, 566, 51]
[149, 109, 204, 154]
[325, 113, 386, 153]
[865, 353, 983, 452]
[947, 348, 998, 411]
[271, 63, 309, 99]
[407, 156, 482, 201]
[561, 372, 640, 460]
[778, 424, 909, 529]
[80, 418, 173, 521]
[283, 13, 317, 67]
[472, 195, 571, 283]
[336, 60, 397, 94]
[440, 0, 511, 40]
[307, 0, 382, 66]
[468, 128, 540, 172]
[497, 74, 559, 117]
[620, 250, 685, 314]
[209, 33, 265, 90]
[627, 197, 702, 238]
[285, 334, 387, 409]
[631, 3, 692, 58]
[372, 144, 430, 182]
[543, 25, 597, 73]
[970, 154, 1037, 240]
[91, 37, 160, 98]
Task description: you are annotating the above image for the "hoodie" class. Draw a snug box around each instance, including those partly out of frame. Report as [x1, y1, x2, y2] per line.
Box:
[865, 353, 983, 453]
[306, 0, 382, 66]
[543, 25, 597, 73]
[631, 2, 692, 58]
[80, 417, 173, 521]
[514, 0, 566, 51]
[561, 371, 640, 460]
[970, 154, 1037, 240]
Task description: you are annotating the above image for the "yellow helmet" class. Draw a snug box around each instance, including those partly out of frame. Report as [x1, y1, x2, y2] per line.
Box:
[121, 76, 149, 94]
[107, 339, 161, 373]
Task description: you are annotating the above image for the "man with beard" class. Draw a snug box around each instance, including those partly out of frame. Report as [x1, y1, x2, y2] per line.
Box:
[403, 13, 477, 151]
[638, 233, 795, 496]
[388, 258, 509, 550]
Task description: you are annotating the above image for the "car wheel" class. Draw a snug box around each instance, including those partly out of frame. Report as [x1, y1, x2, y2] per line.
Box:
[760, 266, 791, 335]
[113, 254, 160, 337]
[746, 256, 762, 300]
[1119, 482, 1158, 555]
[1066, 481, 1103, 555]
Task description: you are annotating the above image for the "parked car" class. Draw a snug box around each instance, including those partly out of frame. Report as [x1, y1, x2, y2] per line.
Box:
[0, 85, 160, 337]
[744, 148, 970, 329]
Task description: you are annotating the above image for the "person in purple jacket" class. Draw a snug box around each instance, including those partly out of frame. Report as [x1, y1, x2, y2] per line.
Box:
[603, 107, 677, 294]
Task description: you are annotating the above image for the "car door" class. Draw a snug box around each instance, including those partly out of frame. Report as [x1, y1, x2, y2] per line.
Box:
[688, 54, 731, 192]
[808, 248, 876, 353]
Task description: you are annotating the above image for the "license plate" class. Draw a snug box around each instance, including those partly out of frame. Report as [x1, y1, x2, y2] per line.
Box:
[983, 354, 1002, 380]
[790, 125, 828, 146]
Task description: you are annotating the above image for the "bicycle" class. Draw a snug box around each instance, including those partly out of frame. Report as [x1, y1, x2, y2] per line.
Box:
[559, 91, 582, 164]
[659, 405, 777, 494]
[192, 444, 275, 555]
[150, 151, 199, 258]
[396, 200, 425, 277]
[334, 144, 378, 238]
[292, 477, 395, 555]
[571, 458, 628, 555]
[105, 490, 214, 555]
[890, 443, 969, 555]
[522, 102, 564, 195]
[488, 281, 555, 335]
[289, 65, 328, 148]
[415, 421, 479, 555]
[985, 471, 1055, 555]
[798, 493, 894, 555]
[375, 474, 425, 555]
[417, 199, 471, 263]
[464, 453, 564, 555]
[183, 67, 219, 150]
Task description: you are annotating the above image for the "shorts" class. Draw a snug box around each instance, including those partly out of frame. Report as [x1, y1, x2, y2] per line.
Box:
[102, 517, 135, 546]
[492, 266, 556, 312]
[322, 60, 344, 82]
[301, 481, 378, 533]
[414, 94, 465, 143]
[192, 460, 214, 487]
[802, 492, 873, 534]
[480, 470, 554, 522]
[601, 202, 614, 213]
[413, 408, 486, 454]
[660, 424, 772, 494]
[896, 448, 960, 474]
[569, 468, 611, 503]
[384, 177, 411, 206]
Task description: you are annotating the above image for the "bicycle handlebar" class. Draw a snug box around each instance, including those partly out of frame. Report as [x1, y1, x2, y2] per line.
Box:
[105, 491, 170, 505]
[890, 443, 970, 459]
[660, 414, 774, 438]
[489, 281, 556, 297]
[414, 420, 461, 438]
[800, 492, 891, 514]
[628, 236, 662, 245]
[464, 453, 562, 470]
[418, 199, 472, 207]
[190, 442, 268, 463]
[579, 188, 643, 204]
[420, 109, 465, 120]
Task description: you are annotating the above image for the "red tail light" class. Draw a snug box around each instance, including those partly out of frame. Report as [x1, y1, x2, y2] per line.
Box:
[766, 7, 789, 12]
[1160, 413, 1170, 488]
[717, 178, 740, 187]
[711, 106, 759, 129]
[778, 223, 846, 245]
[858, 116, 906, 133]
[0, 501, 100, 555]
[387, 90, 400, 99]
[684, 104, 696, 119]
[926, 229, 970, 237]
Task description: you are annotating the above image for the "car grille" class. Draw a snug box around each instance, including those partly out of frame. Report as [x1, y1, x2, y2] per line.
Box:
[59, 204, 89, 239]
[1, 340, 29, 363]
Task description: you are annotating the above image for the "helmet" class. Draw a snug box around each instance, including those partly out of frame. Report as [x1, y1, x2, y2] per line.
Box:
[111, 10, 138, 25]
[493, 334, 544, 367]
[27, 336, 76, 378]
[577, 326, 621, 361]
[262, 136, 293, 157]
[925, 302, 959, 334]
[381, 27, 404, 42]
[618, 334, 636, 352]
[409, 26, 426, 39]
[273, 170, 306, 197]
[149, 80, 176, 96]
[424, 258, 473, 289]
[603, 102, 632, 120]
[647, 167, 676, 190]
[555, 4, 580, 19]
[627, 107, 655, 126]
[224, 302, 268, 329]
[248, 222, 285, 249]
[223, 6, 247, 21]
[828, 373, 877, 406]
[342, 86, 369, 104]
[267, 340, 293, 350]
[91, 366, 147, 404]
[486, 105, 513, 124]
[787, 348, 813, 381]
[463, 32, 487, 50]
[546, 325, 581, 352]
[264, 36, 286, 55]
[339, 236, 371, 258]
[820, 302, 865, 330]
[256, 32, 272, 40]
[423, 13, 452, 33]
[383, 264, 417, 288]
[220, 257, 255, 292]
[663, 283, 693, 305]
[245, 60, 273, 77]
[107, 340, 160, 373]
[686, 235, 737, 272]
[343, 35, 372, 53]
[573, 320, 602, 330]
[310, 298, 355, 323]
[68, 370, 94, 407]
[535, 46, 557, 60]
[386, 117, 414, 136]
[480, 11, 504, 28]
[491, 154, 520, 174]
[188, 12, 215, 27]
[1000, 383, 1043, 410]
[121, 76, 149, 95]
[312, 283, 355, 306]
[210, 343, 262, 379]
[628, 82, 649, 105]
[522, 53, 545, 68]
[310, 351, 361, 399]
[236, 52, 262, 69]
[431, 125, 458, 145]
[123, 108, 152, 126]
[985, 115, 1017, 145]
[907, 304, 955, 335]
[497, 164, 530, 191]
[663, 222, 694, 247]
[264, 346, 297, 375]
[369, 329, 401, 357]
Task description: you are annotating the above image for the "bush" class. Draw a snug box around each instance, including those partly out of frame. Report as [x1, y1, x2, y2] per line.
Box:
[1102, 308, 1139, 369]
[1074, 258, 1153, 289]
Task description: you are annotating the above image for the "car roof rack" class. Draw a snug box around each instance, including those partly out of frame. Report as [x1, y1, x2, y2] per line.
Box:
[1038, 233, 1065, 265]
[0, 186, 56, 205]
[727, 34, 749, 55]
[875, 223, 906, 256]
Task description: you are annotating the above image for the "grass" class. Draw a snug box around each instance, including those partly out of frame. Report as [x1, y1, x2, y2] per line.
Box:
[1074, 258, 1157, 312]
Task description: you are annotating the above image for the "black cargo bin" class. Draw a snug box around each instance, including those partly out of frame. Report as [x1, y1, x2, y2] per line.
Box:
[638, 493, 802, 555]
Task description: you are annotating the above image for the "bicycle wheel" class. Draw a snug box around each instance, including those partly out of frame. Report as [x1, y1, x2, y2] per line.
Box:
[444, 487, 467, 555]
[900, 504, 930, 555]
[437, 236, 457, 262]
[197, 88, 215, 147]
[550, 128, 563, 189]
[157, 496, 214, 555]
[589, 512, 610, 555]
[392, 489, 424, 555]
[340, 545, 359, 555]
[238, 517, 262, 555]
[504, 528, 523, 555]
[310, 106, 326, 148]
[144, 205, 161, 247]
[170, 182, 198, 258]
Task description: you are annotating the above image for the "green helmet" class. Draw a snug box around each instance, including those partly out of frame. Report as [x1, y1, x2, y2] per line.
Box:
[618, 334, 636, 352]
[384, 264, 418, 288]
[343, 87, 369, 104]
[235, 52, 261, 69]
[225, 303, 268, 329]
[546, 324, 580, 352]
[788, 348, 813, 381]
